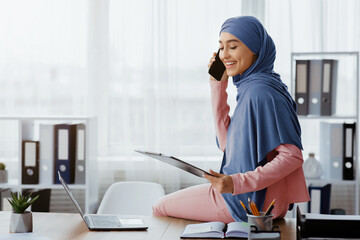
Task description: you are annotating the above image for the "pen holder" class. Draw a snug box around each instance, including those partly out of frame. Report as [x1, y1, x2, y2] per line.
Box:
[248, 226, 281, 240]
[247, 212, 273, 231]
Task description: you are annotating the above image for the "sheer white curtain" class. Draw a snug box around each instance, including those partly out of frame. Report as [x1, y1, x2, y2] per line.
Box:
[0, 0, 88, 115]
[97, 0, 246, 193]
[105, 0, 244, 156]
[265, 0, 360, 86]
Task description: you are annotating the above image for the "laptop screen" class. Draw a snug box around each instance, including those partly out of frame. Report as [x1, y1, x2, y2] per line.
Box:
[58, 171, 85, 217]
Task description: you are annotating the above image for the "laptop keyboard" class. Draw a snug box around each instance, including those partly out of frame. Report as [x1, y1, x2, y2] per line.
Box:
[87, 215, 121, 228]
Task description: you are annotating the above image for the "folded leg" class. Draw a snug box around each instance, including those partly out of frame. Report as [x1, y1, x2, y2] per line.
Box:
[152, 183, 234, 223]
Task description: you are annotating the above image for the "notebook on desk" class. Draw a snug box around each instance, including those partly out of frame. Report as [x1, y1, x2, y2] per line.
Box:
[58, 171, 148, 231]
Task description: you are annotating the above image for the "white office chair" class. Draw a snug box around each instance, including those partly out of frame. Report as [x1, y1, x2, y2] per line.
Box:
[97, 181, 165, 215]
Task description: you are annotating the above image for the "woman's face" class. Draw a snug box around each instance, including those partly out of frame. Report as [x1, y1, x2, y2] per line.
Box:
[219, 32, 255, 76]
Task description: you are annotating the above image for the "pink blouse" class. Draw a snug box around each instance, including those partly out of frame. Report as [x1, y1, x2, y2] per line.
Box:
[210, 79, 310, 218]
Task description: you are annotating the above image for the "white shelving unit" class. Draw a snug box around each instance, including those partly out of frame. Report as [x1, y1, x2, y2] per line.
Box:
[290, 52, 360, 214]
[0, 115, 98, 213]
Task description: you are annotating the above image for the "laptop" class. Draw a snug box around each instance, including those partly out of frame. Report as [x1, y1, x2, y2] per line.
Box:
[58, 171, 148, 231]
[135, 150, 214, 178]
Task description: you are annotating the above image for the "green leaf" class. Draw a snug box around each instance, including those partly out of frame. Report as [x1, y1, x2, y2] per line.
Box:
[24, 193, 32, 202]
[29, 195, 39, 205]
[7, 191, 39, 213]
[10, 192, 17, 200]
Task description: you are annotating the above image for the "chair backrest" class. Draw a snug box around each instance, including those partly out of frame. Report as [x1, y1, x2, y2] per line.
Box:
[97, 181, 165, 215]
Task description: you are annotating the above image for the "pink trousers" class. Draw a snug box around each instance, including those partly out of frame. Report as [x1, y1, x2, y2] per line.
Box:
[152, 183, 235, 223]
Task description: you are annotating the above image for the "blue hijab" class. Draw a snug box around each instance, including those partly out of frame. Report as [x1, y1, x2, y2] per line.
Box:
[218, 16, 303, 222]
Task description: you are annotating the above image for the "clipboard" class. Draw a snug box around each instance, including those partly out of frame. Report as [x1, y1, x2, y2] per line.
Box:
[135, 150, 214, 178]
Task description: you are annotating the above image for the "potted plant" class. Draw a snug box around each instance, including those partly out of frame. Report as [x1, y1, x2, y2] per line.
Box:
[0, 162, 7, 183]
[8, 192, 39, 233]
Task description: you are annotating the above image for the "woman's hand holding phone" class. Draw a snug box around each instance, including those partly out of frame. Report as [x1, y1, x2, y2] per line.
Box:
[208, 52, 217, 81]
[208, 50, 228, 81]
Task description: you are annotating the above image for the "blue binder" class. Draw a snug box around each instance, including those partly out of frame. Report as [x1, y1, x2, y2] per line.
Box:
[308, 184, 331, 214]
[54, 124, 76, 184]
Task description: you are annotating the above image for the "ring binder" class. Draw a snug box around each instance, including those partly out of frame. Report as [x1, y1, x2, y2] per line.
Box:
[54, 124, 76, 184]
[343, 123, 356, 180]
[295, 60, 310, 115]
[320, 122, 343, 180]
[321, 59, 338, 116]
[22, 140, 40, 184]
[308, 60, 322, 115]
[74, 124, 86, 184]
[308, 184, 331, 214]
[39, 124, 54, 184]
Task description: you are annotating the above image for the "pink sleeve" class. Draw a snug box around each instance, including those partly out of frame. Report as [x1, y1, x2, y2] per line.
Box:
[209, 79, 231, 152]
[231, 144, 303, 195]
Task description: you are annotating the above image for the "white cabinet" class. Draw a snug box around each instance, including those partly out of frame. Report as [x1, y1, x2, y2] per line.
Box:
[290, 52, 359, 214]
[0, 116, 98, 213]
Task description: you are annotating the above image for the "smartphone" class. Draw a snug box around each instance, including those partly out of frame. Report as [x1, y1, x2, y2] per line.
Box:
[208, 49, 226, 81]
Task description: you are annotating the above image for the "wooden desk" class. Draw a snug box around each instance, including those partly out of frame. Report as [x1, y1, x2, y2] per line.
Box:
[0, 211, 296, 240]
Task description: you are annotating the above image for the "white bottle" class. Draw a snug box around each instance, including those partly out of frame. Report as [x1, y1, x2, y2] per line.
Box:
[303, 153, 322, 179]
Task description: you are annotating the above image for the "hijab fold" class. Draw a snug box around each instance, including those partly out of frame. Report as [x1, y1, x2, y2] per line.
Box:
[218, 16, 302, 222]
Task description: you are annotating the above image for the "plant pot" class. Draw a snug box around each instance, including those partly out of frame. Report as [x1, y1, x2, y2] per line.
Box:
[0, 170, 7, 183]
[9, 211, 33, 233]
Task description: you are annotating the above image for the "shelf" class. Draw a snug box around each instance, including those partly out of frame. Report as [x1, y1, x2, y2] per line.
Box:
[0, 182, 18, 189]
[0, 183, 86, 190]
[305, 178, 357, 185]
[0, 115, 95, 120]
[0, 116, 98, 213]
[292, 51, 358, 56]
[19, 184, 87, 189]
[292, 51, 359, 215]
[298, 115, 357, 120]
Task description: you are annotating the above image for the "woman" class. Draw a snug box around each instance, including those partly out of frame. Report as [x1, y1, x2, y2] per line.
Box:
[153, 16, 309, 223]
